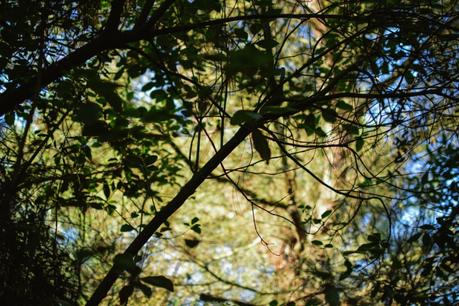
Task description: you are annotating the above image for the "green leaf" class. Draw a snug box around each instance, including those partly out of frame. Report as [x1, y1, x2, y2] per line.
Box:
[256, 38, 279, 49]
[88, 78, 124, 112]
[103, 182, 110, 198]
[119, 285, 134, 305]
[324, 285, 340, 306]
[336, 100, 353, 111]
[191, 217, 199, 224]
[149, 89, 167, 101]
[114, 68, 124, 80]
[4, 112, 15, 126]
[77, 103, 103, 125]
[343, 124, 359, 135]
[141, 276, 174, 292]
[311, 240, 323, 246]
[355, 136, 364, 151]
[339, 259, 353, 280]
[356, 243, 375, 253]
[141, 82, 155, 92]
[321, 210, 332, 218]
[322, 108, 338, 123]
[305, 298, 321, 306]
[315, 127, 327, 138]
[269, 300, 278, 306]
[234, 28, 248, 40]
[422, 233, 432, 252]
[230, 110, 262, 125]
[185, 238, 200, 248]
[368, 233, 381, 242]
[405, 71, 415, 84]
[312, 218, 322, 224]
[226, 44, 272, 74]
[114, 253, 141, 274]
[135, 282, 152, 298]
[120, 224, 135, 232]
[191, 224, 201, 234]
[193, 0, 221, 12]
[252, 129, 271, 162]
[408, 232, 422, 243]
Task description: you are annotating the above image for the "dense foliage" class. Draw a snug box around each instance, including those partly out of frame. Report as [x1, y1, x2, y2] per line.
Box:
[0, 0, 458, 305]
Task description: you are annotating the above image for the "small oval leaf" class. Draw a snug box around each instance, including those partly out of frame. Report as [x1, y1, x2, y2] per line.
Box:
[252, 129, 271, 162]
[141, 276, 174, 292]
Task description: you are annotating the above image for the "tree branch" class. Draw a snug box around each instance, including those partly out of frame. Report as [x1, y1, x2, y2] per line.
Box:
[105, 0, 126, 31]
[85, 124, 255, 306]
[199, 293, 255, 306]
[0, 12, 376, 115]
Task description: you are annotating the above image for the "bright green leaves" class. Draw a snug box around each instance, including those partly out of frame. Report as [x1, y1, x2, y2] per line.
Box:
[252, 129, 271, 162]
[230, 110, 262, 125]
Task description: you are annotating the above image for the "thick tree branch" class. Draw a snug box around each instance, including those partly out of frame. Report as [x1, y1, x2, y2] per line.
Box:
[0, 11, 386, 115]
[0, 34, 115, 115]
[85, 124, 255, 306]
[133, 0, 156, 29]
[105, 0, 126, 31]
[143, 0, 176, 28]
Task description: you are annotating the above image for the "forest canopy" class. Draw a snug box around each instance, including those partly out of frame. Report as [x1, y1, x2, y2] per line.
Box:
[0, 0, 458, 305]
